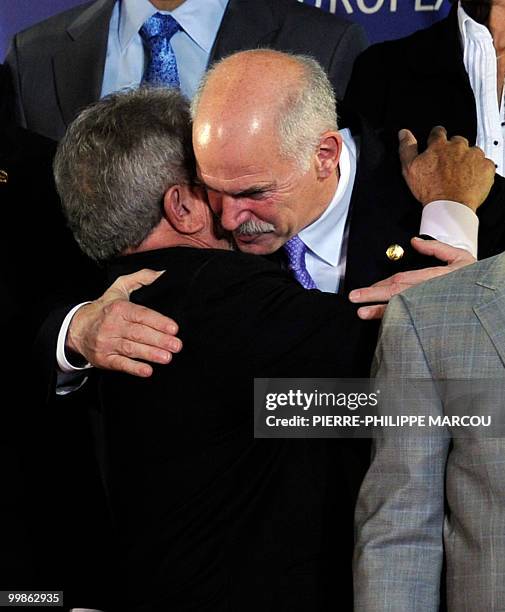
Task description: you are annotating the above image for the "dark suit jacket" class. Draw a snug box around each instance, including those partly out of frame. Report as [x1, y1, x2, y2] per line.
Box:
[6, 0, 367, 141]
[344, 5, 476, 148]
[99, 246, 373, 611]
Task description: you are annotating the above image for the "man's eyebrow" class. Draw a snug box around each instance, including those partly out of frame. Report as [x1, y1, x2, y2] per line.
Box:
[207, 183, 275, 197]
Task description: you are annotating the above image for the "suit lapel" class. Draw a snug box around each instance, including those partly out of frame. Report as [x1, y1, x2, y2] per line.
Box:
[473, 255, 505, 367]
[342, 113, 427, 292]
[52, 0, 115, 127]
[210, 0, 279, 63]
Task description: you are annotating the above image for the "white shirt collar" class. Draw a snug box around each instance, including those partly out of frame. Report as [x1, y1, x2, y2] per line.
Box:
[457, 1, 492, 46]
[171, 0, 228, 53]
[119, 0, 228, 53]
[299, 129, 355, 266]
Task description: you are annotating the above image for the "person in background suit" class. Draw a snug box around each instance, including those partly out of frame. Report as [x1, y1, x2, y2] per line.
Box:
[345, 1, 505, 176]
[190, 49, 500, 319]
[6, 0, 367, 142]
[55, 85, 374, 611]
[354, 252, 505, 611]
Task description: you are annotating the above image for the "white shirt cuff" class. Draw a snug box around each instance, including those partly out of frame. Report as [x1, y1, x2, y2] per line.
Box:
[56, 302, 94, 373]
[420, 200, 478, 259]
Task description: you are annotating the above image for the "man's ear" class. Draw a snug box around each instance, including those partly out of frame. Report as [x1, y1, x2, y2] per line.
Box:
[315, 131, 342, 179]
[163, 185, 205, 234]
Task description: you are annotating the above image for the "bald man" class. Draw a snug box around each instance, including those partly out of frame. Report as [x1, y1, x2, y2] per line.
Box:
[190, 49, 502, 320]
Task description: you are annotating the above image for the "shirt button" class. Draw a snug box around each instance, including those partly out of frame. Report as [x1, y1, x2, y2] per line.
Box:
[502, 122, 505, 127]
[494, 140, 500, 145]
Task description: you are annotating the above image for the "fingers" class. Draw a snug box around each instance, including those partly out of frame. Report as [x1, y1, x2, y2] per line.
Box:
[106, 300, 179, 335]
[348, 258, 464, 308]
[449, 134, 470, 147]
[348, 237, 477, 319]
[357, 304, 387, 321]
[93, 302, 182, 369]
[88, 321, 181, 373]
[410, 237, 475, 265]
[67, 299, 182, 374]
[398, 128, 419, 169]
[112, 337, 173, 366]
[106, 355, 154, 378]
[113, 269, 166, 298]
[427, 125, 448, 147]
[349, 283, 407, 305]
[120, 321, 182, 354]
[483, 155, 498, 177]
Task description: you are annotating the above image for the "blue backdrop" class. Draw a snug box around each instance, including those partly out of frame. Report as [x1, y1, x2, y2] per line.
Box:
[0, 0, 451, 61]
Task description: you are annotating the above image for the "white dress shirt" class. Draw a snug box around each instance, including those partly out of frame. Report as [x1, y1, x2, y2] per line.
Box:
[458, 2, 505, 176]
[101, 0, 228, 100]
[299, 129, 357, 293]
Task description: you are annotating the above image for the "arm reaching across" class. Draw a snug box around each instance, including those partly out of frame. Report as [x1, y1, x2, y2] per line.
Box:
[349, 238, 476, 320]
[348, 126, 492, 319]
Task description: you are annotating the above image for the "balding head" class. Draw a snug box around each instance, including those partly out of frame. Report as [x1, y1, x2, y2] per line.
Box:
[192, 49, 338, 170]
[190, 50, 342, 255]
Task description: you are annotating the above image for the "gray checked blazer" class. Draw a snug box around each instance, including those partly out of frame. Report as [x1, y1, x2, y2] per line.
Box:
[354, 252, 505, 612]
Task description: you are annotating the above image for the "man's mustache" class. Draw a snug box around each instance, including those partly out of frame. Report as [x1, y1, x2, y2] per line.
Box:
[235, 220, 275, 235]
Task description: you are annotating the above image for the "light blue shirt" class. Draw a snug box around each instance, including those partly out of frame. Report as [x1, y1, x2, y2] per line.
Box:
[101, 0, 229, 100]
[299, 128, 358, 294]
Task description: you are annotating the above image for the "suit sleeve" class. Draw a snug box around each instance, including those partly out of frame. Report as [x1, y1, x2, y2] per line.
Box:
[353, 294, 449, 612]
[328, 22, 368, 100]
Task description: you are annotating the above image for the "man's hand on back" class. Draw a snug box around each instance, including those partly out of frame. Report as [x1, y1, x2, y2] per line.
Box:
[66, 269, 182, 377]
[400, 125, 495, 212]
[349, 237, 476, 320]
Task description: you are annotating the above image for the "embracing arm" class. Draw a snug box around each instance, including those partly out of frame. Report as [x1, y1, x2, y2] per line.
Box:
[349, 126, 494, 319]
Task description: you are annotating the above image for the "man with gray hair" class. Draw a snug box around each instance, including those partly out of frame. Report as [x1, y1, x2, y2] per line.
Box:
[191, 49, 503, 318]
[55, 87, 196, 263]
[54, 85, 376, 610]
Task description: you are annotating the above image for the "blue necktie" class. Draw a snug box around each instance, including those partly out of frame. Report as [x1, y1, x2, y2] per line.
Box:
[284, 235, 317, 290]
[140, 13, 181, 87]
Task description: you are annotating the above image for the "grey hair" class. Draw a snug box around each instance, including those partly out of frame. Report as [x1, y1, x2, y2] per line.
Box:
[191, 49, 338, 171]
[54, 86, 195, 262]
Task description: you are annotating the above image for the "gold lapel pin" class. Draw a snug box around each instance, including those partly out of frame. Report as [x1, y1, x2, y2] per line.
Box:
[386, 244, 404, 261]
[0, 170, 8, 184]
